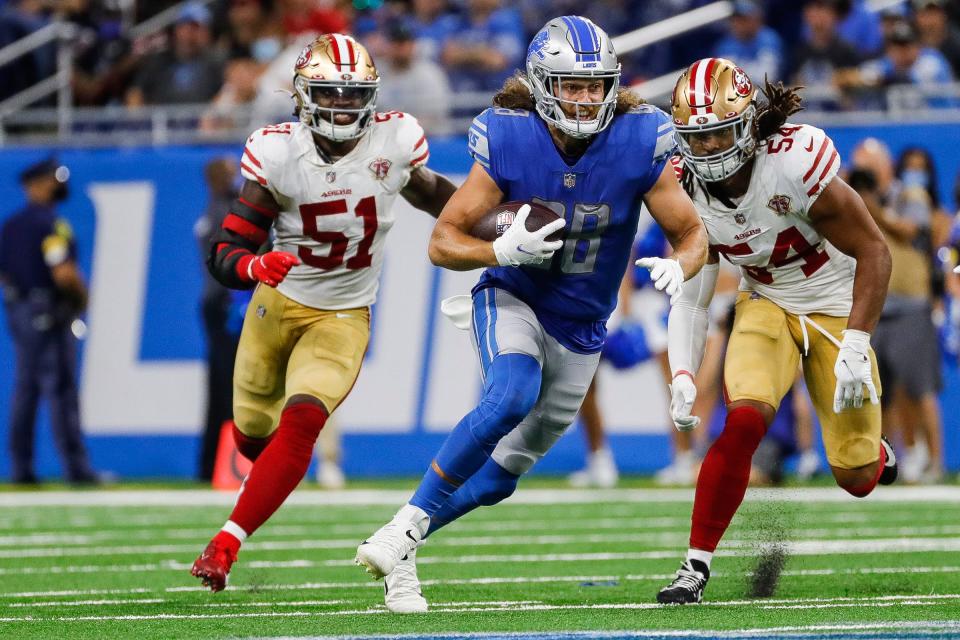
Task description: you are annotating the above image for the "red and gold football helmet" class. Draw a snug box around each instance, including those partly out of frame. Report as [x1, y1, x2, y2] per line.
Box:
[672, 58, 758, 182]
[293, 34, 379, 141]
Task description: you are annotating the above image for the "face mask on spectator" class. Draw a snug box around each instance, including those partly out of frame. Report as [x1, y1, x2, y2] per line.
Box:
[252, 37, 282, 63]
[901, 169, 930, 189]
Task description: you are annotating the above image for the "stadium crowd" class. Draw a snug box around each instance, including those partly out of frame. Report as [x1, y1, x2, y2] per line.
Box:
[4, 0, 960, 131]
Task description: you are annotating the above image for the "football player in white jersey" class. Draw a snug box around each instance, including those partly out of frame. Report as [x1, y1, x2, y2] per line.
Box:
[655, 58, 896, 604]
[190, 33, 456, 592]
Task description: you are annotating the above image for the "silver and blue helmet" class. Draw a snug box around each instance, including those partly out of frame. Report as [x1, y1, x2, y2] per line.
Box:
[525, 16, 621, 139]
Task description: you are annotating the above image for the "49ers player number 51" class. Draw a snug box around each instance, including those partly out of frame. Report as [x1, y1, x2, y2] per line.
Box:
[191, 33, 456, 593]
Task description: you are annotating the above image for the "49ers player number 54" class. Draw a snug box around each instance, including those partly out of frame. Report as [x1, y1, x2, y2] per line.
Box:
[656, 58, 893, 606]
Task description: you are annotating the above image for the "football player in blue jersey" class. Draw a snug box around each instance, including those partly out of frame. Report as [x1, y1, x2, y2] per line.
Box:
[355, 16, 708, 613]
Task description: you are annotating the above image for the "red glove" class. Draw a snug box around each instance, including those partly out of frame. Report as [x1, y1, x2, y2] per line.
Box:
[238, 252, 300, 287]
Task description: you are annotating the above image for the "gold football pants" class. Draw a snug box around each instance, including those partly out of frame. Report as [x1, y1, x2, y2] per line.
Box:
[724, 292, 882, 469]
[232, 284, 369, 438]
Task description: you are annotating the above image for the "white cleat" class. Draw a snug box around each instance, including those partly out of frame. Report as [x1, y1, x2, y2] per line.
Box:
[316, 462, 346, 489]
[355, 505, 427, 580]
[384, 545, 428, 613]
[568, 448, 619, 488]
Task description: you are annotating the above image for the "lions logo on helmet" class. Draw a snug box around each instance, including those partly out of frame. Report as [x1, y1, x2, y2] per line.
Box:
[672, 58, 758, 182]
[525, 16, 621, 139]
[293, 34, 379, 142]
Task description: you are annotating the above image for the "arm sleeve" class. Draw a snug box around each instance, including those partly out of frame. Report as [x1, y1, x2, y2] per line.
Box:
[667, 261, 719, 377]
[207, 195, 276, 290]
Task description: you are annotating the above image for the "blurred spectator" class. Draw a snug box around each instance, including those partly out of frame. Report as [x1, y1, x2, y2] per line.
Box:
[66, 0, 141, 106]
[220, 0, 285, 63]
[194, 157, 244, 481]
[0, 0, 54, 102]
[377, 19, 452, 135]
[201, 58, 264, 133]
[0, 158, 99, 485]
[914, 0, 960, 77]
[280, 0, 349, 37]
[126, 3, 226, 106]
[851, 139, 945, 484]
[410, 0, 458, 63]
[713, 0, 784, 84]
[790, 0, 859, 109]
[841, 19, 955, 109]
[248, 33, 314, 128]
[836, 0, 883, 58]
[441, 0, 525, 93]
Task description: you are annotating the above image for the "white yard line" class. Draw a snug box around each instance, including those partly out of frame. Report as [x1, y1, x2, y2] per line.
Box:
[6, 520, 960, 548]
[0, 594, 958, 623]
[0, 486, 958, 508]
[3, 532, 960, 559]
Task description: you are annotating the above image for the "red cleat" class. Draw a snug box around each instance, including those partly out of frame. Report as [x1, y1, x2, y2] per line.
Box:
[191, 536, 238, 592]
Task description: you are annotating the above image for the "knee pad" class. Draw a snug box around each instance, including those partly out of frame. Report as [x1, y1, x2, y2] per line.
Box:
[468, 458, 521, 507]
[469, 353, 541, 445]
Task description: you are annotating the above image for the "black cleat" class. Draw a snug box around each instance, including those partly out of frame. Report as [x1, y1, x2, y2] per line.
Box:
[879, 435, 897, 485]
[657, 559, 710, 604]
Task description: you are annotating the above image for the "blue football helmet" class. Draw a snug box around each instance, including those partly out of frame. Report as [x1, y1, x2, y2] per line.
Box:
[526, 16, 621, 139]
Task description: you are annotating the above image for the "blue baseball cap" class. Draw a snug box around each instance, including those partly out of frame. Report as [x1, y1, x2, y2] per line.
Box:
[177, 2, 212, 26]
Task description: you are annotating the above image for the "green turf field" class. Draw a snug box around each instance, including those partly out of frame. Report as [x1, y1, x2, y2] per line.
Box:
[0, 484, 958, 639]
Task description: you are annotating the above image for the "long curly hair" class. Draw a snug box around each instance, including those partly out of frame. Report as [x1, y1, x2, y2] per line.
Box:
[680, 79, 804, 198]
[492, 72, 645, 113]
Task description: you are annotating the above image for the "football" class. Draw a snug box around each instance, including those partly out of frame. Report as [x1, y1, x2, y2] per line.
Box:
[470, 200, 565, 242]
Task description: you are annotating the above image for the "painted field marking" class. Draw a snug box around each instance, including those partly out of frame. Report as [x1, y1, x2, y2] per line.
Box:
[1, 593, 958, 623]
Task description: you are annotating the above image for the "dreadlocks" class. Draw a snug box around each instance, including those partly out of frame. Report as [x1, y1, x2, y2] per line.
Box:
[492, 72, 644, 114]
[755, 79, 804, 141]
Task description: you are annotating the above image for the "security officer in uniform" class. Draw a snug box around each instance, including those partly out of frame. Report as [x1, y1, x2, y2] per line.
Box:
[0, 158, 98, 484]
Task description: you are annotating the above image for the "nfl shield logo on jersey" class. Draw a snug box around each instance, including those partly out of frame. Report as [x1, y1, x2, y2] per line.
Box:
[563, 173, 576, 189]
[734, 212, 746, 225]
[369, 158, 392, 180]
[496, 210, 516, 236]
[767, 194, 792, 215]
[325, 171, 336, 183]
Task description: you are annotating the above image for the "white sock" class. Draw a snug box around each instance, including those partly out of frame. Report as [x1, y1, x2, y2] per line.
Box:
[222, 520, 248, 545]
[396, 503, 430, 537]
[686, 548, 713, 569]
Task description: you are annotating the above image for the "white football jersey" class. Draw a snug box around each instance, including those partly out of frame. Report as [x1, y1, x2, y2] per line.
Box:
[677, 123, 855, 316]
[239, 113, 429, 310]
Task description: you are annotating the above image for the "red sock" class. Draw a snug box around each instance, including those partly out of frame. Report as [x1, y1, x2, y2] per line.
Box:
[227, 402, 327, 537]
[232, 422, 275, 462]
[844, 442, 886, 498]
[690, 405, 767, 552]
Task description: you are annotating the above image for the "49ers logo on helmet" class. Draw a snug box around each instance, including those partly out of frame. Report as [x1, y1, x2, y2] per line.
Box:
[295, 47, 312, 69]
[733, 67, 752, 96]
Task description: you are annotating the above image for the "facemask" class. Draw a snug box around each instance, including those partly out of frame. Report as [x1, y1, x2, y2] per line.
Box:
[251, 37, 281, 64]
[901, 169, 930, 190]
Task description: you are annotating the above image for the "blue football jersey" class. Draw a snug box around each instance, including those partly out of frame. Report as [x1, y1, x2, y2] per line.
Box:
[468, 105, 675, 353]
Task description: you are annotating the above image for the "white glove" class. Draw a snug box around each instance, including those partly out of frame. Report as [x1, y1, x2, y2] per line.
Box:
[492, 204, 565, 267]
[668, 372, 700, 432]
[954, 265, 960, 274]
[635, 257, 684, 304]
[833, 329, 879, 413]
